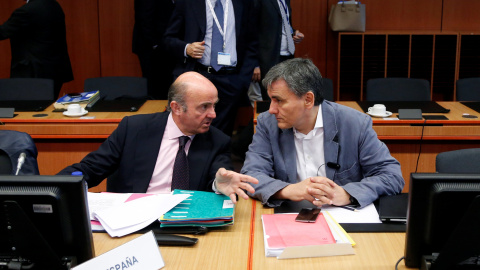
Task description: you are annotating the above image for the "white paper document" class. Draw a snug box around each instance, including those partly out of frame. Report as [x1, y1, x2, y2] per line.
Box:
[321, 203, 382, 223]
[91, 193, 191, 237]
[87, 192, 131, 220]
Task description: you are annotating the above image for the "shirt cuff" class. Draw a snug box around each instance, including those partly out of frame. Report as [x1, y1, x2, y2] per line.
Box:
[212, 179, 221, 195]
[184, 44, 189, 58]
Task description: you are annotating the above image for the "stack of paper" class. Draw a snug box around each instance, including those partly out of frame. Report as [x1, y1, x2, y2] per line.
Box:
[87, 192, 191, 237]
[262, 212, 355, 259]
[159, 190, 235, 227]
[54, 90, 100, 110]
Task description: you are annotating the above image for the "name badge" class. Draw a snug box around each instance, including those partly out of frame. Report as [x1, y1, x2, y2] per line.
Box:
[217, 52, 231, 66]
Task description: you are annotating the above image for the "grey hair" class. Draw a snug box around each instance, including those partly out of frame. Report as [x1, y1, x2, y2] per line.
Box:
[166, 81, 188, 112]
[262, 58, 324, 105]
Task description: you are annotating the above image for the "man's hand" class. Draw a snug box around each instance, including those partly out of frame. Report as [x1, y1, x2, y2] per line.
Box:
[252, 67, 261, 82]
[214, 168, 259, 203]
[307, 177, 351, 207]
[186, 41, 206, 59]
[274, 176, 351, 206]
[293, 30, 304, 43]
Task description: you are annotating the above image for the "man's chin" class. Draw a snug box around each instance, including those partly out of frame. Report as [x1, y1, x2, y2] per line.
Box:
[277, 123, 291, 130]
[199, 125, 210, 133]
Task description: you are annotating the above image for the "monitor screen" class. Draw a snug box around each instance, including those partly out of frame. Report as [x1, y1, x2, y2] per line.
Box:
[0, 175, 94, 269]
[404, 173, 480, 269]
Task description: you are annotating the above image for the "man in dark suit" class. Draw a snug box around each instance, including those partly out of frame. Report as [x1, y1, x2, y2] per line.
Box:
[0, 0, 73, 99]
[252, 0, 304, 100]
[58, 72, 257, 203]
[164, 0, 258, 136]
[132, 0, 175, 100]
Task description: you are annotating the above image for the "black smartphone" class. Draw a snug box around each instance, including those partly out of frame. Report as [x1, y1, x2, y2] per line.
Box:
[295, 208, 321, 223]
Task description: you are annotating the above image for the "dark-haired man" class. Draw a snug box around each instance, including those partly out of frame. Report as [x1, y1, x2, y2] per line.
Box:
[242, 58, 404, 207]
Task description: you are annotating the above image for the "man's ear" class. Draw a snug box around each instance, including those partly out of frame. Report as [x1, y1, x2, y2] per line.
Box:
[304, 91, 315, 109]
[170, 101, 182, 115]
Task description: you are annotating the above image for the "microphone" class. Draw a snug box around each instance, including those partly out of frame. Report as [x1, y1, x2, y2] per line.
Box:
[15, 152, 26, 175]
[327, 162, 340, 170]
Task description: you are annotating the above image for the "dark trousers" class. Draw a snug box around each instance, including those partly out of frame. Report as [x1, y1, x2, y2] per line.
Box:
[196, 70, 246, 136]
[137, 48, 174, 100]
[260, 54, 294, 100]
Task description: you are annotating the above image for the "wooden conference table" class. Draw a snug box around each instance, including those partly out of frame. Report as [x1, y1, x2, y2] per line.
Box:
[92, 199, 410, 270]
[254, 101, 480, 192]
[0, 100, 168, 192]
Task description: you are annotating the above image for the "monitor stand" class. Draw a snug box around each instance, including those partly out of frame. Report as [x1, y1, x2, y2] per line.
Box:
[421, 196, 480, 270]
[1, 201, 75, 270]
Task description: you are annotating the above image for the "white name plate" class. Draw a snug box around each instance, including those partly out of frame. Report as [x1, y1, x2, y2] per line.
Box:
[73, 231, 164, 270]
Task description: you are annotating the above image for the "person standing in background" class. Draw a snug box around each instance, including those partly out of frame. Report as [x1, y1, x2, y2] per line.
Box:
[133, 0, 176, 100]
[164, 0, 258, 136]
[232, 0, 304, 158]
[253, 0, 304, 101]
[0, 0, 73, 99]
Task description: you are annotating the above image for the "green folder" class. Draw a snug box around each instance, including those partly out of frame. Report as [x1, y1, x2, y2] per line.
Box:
[160, 189, 235, 227]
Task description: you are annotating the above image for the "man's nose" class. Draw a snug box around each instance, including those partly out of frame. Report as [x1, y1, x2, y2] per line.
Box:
[208, 107, 216, 119]
[268, 102, 278, 114]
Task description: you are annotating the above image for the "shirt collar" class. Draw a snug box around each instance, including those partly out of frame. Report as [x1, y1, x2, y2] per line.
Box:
[293, 104, 323, 139]
[166, 113, 195, 141]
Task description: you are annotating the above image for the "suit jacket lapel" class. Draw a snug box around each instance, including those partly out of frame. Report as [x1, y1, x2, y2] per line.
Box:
[132, 113, 169, 192]
[194, 0, 207, 37]
[268, 0, 282, 17]
[188, 132, 212, 190]
[279, 128, 297, 182]
[322, 102, 340, 180]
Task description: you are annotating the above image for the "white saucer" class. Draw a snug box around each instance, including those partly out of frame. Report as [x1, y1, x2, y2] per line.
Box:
[367, 111, 392, 118]
[63, 109, 88, 117]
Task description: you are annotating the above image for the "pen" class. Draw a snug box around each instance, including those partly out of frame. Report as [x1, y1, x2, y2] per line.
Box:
[338, 205, 358, 212]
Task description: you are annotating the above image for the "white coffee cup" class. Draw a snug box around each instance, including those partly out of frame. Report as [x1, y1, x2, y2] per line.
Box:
[368, 104, 386, 115]
[67, 104, 82, 114]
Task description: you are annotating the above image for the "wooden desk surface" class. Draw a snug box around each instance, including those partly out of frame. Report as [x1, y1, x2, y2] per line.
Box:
[251, 202, 410, 270]
[92, 198, 254, 270]
[0, 100, 168, 138]
[92, 199, 413, 270]
[338, 101, 480, 140]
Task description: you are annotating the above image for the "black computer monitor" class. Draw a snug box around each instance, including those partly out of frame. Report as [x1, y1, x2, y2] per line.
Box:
[0, 175, 94, 269]
[404, 173, 480, 269]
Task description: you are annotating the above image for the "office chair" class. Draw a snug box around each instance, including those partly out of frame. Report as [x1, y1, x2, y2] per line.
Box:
[456, 78, 480, 101]
[0, 130, 40, 175]
[323, 78, 334, 102]
[366, 78, 431, 101]
[84, 76, 148, 100]
[435, 148, 480, 174]
[0, 78, 55, 100]
[0, 149, 11, 174]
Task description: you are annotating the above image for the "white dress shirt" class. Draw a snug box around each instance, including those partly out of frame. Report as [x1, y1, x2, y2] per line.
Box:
[294, 105, 326, 181]
[147, 114, 194, 194]
[184, 0, 238, 67]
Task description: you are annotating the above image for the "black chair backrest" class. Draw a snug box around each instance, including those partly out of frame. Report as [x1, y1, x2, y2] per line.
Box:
[0, 131, 40, 175]
[0, 78, 55, 100]
[366, 78, 431, 101]
[456, 78, 480, 101]
[84, 76, 148, 100]
[0, 149, 12, 175]
[323, 78, 334, 102]
[436, 148, 480, 174]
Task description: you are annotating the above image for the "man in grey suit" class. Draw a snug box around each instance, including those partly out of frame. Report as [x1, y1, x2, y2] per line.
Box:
[241, 58, 404, 208]
[0, 0, 73, 98]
